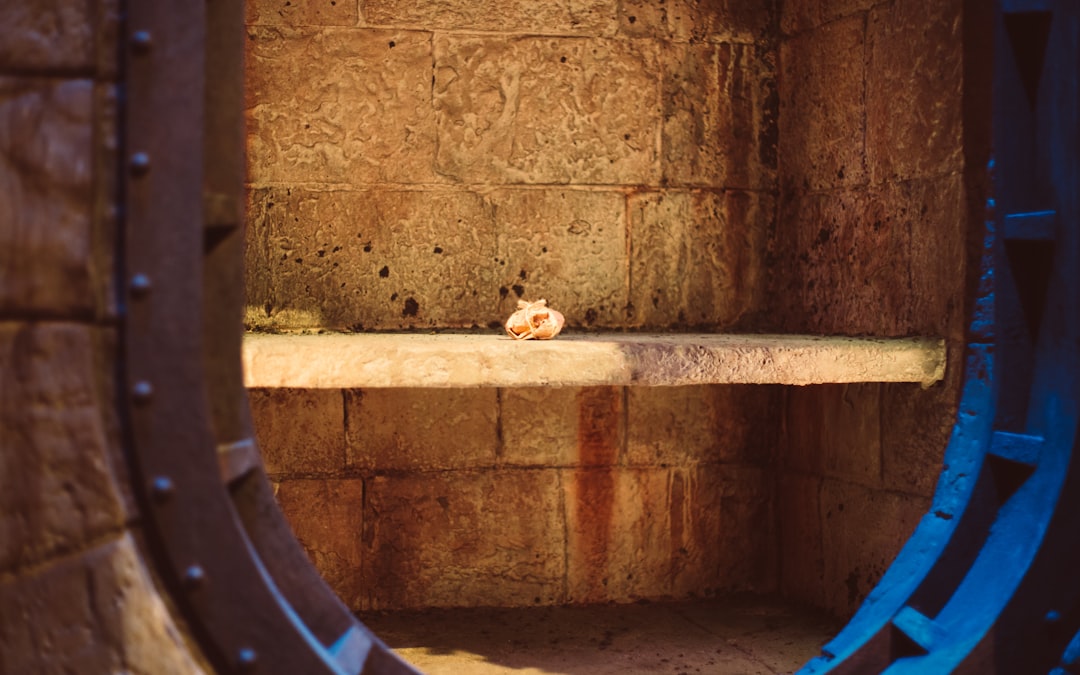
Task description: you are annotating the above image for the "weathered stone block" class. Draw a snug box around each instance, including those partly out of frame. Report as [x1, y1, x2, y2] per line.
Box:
[626, 385, 775, 466]
[565, 465, 773, 604]
[661, 42, 777, 190]
[501, 386, 626, 467]
[619, 0, 774, 43]
[433, 35, 660, 184]
[0, 78, 95, 316]
[0, 534, 210, 675]
[500, 388, 579, 466]
[248, 388, 345, 475]
[775, 177, 965, 337]
[780, 0, 878, 35]
[0, 2, 94, 72]
[882, 364, 959, 498]
[891, 175, 967, 340]
[778, 16, 866, 193]
[786, 383, 882, 487]
[0, 323, 125, 573]
[247, 0, 359, 26]
[866, 0, 962, 184]
[275, 479, 366, 609]
[362, 469, 565, 609]
[245, 27, 436, 185]
[710, 464, 776, 594]
[777, 473, 825, 607]
[628, 190, 770, 329]
[819, 479, 929, 617]
[362, 0, 617, 36]
[773, 188, 911, 336]
[492, 189, 628, 327]
[565, 467, 668, 603]
[346, 388, 498, 471]
[244, 187, 497, 330]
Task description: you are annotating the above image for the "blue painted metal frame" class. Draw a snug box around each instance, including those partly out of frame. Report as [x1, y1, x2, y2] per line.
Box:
[798, 1, 1079, 672]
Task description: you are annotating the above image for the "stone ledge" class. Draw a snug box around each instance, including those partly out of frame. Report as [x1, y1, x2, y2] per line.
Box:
[242, 333, 946, 389]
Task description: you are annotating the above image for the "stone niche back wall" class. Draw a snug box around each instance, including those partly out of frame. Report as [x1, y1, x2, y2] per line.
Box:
[243, 0, 784, 612]
[251, 384, 780, 611]
[243, 0, 778, 331]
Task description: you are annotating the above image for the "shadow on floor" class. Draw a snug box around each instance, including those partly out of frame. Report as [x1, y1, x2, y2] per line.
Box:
[360, 595, 842, 675]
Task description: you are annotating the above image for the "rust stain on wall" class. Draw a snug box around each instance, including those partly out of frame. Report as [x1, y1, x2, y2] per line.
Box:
[668, 469, 687, 582]
[571, 386, 622, 601]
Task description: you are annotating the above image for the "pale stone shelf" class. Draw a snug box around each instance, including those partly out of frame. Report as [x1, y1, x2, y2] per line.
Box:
[242, 333, 946, 389]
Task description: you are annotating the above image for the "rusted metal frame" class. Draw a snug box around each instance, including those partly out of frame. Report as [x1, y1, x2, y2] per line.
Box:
[121, 1, 345, 672]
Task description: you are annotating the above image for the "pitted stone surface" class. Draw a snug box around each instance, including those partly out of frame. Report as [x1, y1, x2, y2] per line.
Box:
[345, 388, 498, 470]
[242, 332, 947, 389]
[0, 534, 210, 675]
[896, 175, 967, 340]
[247, 0, 359, 26]
[433, 35, 661, 184]
[618, 0, 774, 43]
[778, 16, 866, 193]
[249, 388, 346, 475]
[883, 370, 961, 499]
[565, 465, 774, 604]
[0, 322, 125, 574]
[661, 42, 777, 189]
[0, 78, 95, 316]
[866, 0, 963, 183]
[500, 387, 594, 467]
[492, 189, 627, 327]
[274, 479, 366, 610]
[774, 177, 965, 337]
[780, 0, 878, 35]
[819, 480, 929, 617]
[629, 190, 771, 329]
[362, 0, 618, 36]
[245, 187, 497, 330]
[786, 383, 883, 488]
[626, 385, 775, 466]
[362, 469, 565, 610]
[244, 3, 784, 333]
[245, 26, 436, 185]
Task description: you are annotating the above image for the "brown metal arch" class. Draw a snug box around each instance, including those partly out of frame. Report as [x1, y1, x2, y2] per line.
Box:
[121, 2, 416, 673]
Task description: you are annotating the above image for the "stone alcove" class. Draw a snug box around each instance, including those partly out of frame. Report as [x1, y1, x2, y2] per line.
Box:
[241, 0, 966, 633]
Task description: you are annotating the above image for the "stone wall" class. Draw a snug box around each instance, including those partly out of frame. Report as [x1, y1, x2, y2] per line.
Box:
[0, 3, 208, 671]
[767, 0, 970, 617]
[243, 0, 778, 331]
[244, 0, 786, 611]
[251, 384, 781, 610]
[244, 0, 973, 618]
